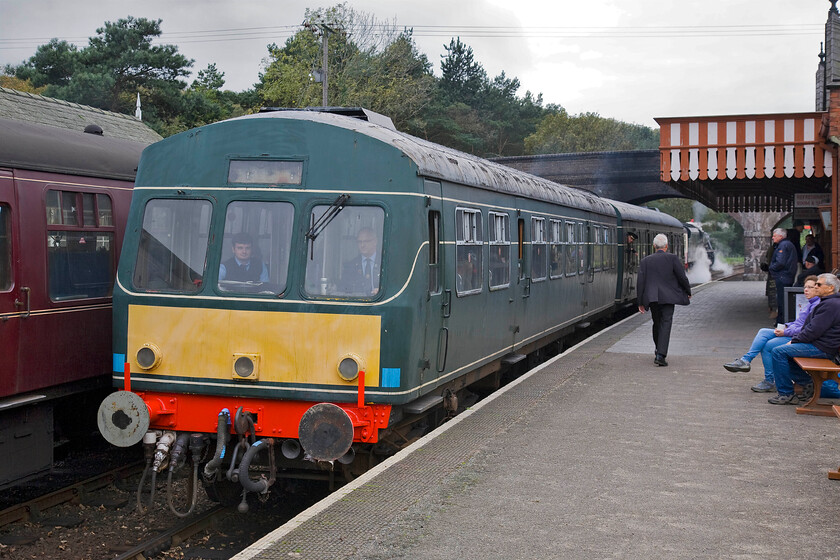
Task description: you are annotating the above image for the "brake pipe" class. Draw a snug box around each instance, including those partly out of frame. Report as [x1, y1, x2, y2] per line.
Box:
[203, 409, 231, 481]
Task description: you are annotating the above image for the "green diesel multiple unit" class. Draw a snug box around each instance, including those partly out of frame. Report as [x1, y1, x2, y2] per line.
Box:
[98, 108, 685, 506]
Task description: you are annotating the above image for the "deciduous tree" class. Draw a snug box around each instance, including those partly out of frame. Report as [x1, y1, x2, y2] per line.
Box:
[525, 109, 659, 154]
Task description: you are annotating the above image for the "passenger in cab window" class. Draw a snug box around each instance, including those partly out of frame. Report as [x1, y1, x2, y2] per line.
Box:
[219, 233, 269, 283]
[341, 228, 380, 296]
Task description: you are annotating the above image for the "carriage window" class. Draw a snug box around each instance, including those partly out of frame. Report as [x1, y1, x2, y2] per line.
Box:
[48, 232, 115, 300]
[531, 217, 547, 281]
[228, 160, 303, 185]
[97, 194, 113, 226]
[133, 199, 212, 293]
[565, 222, 576, 277]
[46, 189, 81, 225]
[549, 219, 562, 279]
[577, 223, 585, 275]
[489, 212, 510, 289]
[456, 208, 482, 295]
[428, 211, 441, 295]
[46, 190, 113, 227]
[82, 193, 96, 226]
[593, 226, 602, 271]
[45, 190, 117, 301]
[517, 219, 525, 280]
[304, 206, 384, 298]
[217, 201, 294, 295]
[0, 204, 11, 291]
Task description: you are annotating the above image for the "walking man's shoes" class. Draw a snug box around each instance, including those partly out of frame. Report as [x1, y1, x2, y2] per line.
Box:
[654, 354, 668, 367]
[724, 358, 751, 372]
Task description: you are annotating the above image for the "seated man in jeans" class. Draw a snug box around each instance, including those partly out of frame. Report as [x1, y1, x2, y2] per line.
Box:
[767, 273, 840, 405]
[723, 276, 820, 392]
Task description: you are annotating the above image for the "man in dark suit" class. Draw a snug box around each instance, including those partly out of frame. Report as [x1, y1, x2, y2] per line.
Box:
[340, 228, 380, 296]
[637, 233, 692, 367]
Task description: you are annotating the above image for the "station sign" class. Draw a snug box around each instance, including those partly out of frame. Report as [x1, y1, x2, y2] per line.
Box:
[794, 193, 831, 208]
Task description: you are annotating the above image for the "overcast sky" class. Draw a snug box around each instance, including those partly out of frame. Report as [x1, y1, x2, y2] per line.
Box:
[0, 0, 832, 127]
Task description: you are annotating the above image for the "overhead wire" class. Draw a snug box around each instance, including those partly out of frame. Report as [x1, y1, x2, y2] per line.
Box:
[0, 22, 824, 51]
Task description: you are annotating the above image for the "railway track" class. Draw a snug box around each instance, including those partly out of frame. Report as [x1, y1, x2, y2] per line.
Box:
[111, 504, 230, 560]
[0, 462, 144, 528]
[0, 278, 748, 559]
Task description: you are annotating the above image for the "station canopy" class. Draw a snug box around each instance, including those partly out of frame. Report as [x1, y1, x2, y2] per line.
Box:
[656, 112, 832, 213]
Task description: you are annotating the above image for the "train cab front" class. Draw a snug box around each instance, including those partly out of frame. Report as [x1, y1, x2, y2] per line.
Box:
[96, 195, 408, 508]
[97, 332, 393, 509]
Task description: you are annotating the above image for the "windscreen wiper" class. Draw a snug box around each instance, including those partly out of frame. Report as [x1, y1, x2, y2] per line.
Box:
[306, 193, 350, 258]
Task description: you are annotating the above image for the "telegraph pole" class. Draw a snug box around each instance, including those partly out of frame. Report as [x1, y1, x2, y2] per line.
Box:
[304, 21, 334, 107]
[321, 27, 329, 107]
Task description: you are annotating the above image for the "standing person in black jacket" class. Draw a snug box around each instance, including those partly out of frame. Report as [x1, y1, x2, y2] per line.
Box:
[768, 228, 799, 323]
[767, 273, 840, 405]
[637, 233, 692, 367]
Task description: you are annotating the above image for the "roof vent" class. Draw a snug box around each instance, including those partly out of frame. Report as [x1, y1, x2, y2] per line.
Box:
[84, 124, 104, 136]
[259, 106, 396, 131]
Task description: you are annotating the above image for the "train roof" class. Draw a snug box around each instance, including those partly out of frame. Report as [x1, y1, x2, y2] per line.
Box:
[607, 199, 685, 229]
[0, 86, 163, 145]
[221, 110, 619, 216]
[0, 118, 148, 181]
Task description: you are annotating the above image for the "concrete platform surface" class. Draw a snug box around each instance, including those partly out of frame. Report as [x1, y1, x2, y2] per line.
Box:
[235, 281, 840, 560]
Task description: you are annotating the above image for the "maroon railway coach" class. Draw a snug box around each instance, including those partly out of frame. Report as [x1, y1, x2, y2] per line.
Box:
[0, 118, 144, 486]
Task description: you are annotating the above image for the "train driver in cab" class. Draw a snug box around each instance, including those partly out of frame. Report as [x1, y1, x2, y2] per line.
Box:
[219, 232, 269, 283]
[340, 228, 380, 296]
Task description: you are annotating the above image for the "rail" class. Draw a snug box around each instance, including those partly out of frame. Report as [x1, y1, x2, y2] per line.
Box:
[112, 504, 231, 560]
[0, 461, 144, 527]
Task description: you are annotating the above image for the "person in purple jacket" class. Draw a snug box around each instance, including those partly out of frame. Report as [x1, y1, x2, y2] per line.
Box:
[723, 277, 820, 392]
[768, 273, 840, 405]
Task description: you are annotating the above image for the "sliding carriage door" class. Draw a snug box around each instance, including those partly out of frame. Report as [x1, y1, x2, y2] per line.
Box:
[423, 180, 449, 381]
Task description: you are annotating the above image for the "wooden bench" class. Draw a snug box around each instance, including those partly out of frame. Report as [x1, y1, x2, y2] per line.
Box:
[792, 357, 840, 416]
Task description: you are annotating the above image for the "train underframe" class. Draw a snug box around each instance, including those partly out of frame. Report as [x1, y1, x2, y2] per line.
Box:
[113, 304, 625, 514]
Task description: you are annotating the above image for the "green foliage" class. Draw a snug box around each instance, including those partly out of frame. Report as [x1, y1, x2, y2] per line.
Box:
[259, 4, 434, 131]
[525, 109, 659, 154]
[5, 16, 194, 135]
[259, 33, 323, 107]
[439, 38, 486, 106]
[341, 32, 434, 130]
[9, 39, 79, 88]
[81, 17, 192, 111]
[1, 3, 657, 151]
[414, 39, 547, 157]
[645, 199, 745, 257]
[160, 64, 258, 136]
[644, 198, 694, 222]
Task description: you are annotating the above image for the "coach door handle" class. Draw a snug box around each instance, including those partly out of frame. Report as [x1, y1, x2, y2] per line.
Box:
[442, 289, 452, 318]
[14, 286, 30, 318]
[522, 277, 531, 298]
[436, 327, 449, 372]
